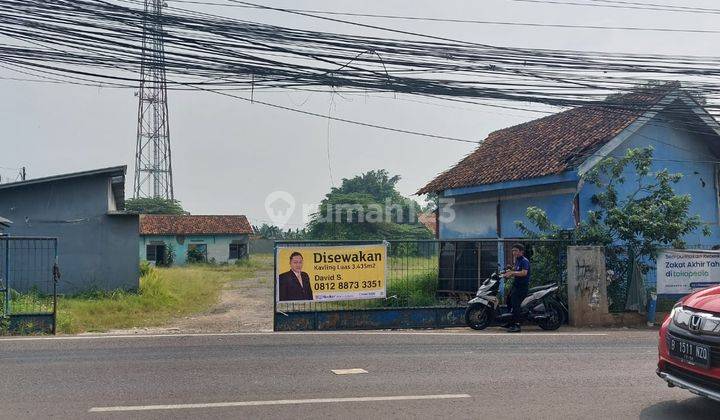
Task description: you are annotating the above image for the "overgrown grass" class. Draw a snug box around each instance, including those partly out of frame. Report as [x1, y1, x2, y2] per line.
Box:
[6, 288, 54, 314]
[56, 254, 273, 334]
[384, 271, 440, 307]
[388, 255, 438, 271]
[385, 255, 440, 307]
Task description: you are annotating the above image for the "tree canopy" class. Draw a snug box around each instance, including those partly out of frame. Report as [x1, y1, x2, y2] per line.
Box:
[306, 170, 433, 240]
[253, 223, 307, 240]
[124, 197, 186, 215]
[517, 147, 709, 266]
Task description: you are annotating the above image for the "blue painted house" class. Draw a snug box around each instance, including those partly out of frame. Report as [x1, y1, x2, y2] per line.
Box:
[418, 83, 720, 291]
[139, 214, 252, 265]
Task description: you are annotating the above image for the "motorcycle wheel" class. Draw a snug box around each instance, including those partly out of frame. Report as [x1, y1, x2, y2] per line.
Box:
[465, 305, 490, 330]
[538, 300, 563, 331]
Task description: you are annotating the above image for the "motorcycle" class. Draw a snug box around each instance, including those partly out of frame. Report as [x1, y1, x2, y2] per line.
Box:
[465, 269, 566, 331]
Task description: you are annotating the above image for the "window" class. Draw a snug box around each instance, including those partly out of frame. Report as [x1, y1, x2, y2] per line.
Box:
[229, 243, 247, 259]
[146, 244, 166, 263]
[187, 244, 207, 263]
[146, 245, 157, 261]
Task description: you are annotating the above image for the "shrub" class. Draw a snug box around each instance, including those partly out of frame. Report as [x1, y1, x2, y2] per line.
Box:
[139, 260, 152, 277]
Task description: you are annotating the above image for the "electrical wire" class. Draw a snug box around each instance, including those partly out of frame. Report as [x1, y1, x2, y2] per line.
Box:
[168, 0, 720, 35]
[3, 0, 720, 143]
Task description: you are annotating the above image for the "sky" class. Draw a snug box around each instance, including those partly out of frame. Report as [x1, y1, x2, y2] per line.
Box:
[1, 0, 719, 229]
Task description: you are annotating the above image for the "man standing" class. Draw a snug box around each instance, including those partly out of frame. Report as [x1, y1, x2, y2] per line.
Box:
[503, 244, 530, 333]
[278, 251, 314, 301]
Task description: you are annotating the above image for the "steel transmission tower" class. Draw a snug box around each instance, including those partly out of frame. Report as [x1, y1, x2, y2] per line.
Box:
[133, 0, 174, 199]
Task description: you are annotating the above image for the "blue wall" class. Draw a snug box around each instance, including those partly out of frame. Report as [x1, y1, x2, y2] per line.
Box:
[437, 109, 720, 287]
[500, 192, 576, 238]
[0, 175, 139, 293]
[439, 189, 576, 240]
[140, 234, 249, 265]
[579, 111, 720, 247]
[440, 200, 497, 239]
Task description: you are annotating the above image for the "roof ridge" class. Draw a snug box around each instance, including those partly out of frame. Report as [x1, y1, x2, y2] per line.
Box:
[487, 82, 678, 138]
[418, 82, 684, 195]
[141, 214, 248, 218]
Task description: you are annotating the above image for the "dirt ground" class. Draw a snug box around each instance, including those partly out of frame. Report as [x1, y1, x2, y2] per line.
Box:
[107, 268, 274, 335]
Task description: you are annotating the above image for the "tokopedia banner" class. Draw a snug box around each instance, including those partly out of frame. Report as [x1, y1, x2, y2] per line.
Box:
[657, 250, 720, 294]
[275, 244, 387, 303]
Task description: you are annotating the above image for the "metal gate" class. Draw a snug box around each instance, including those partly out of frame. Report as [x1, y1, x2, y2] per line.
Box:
[0, 237, 59, 334]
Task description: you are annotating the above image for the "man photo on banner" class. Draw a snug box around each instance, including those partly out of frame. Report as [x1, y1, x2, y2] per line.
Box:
[278, 251, 314, 301]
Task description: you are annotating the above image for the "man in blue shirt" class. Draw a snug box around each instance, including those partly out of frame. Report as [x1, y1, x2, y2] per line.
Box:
[503, 243, 531, 333]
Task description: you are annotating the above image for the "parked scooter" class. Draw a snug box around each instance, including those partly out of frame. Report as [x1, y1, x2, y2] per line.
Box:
[465, 269, 566, 330]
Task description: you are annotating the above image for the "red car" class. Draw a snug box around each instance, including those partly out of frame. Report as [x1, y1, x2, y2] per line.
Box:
[658, 285, 720, 402]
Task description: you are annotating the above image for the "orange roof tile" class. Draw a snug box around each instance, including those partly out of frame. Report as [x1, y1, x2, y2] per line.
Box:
[140, 214, 253, 235]
[418, 83, 680, 194]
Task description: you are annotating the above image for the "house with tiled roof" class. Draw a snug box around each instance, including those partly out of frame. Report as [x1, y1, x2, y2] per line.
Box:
[418, 212, 438, 238]
[419, 82, 720, 291]
[139, 214, 253, 265]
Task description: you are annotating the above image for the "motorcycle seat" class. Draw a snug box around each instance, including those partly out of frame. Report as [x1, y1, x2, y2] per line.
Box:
[528, 283, 557, 293]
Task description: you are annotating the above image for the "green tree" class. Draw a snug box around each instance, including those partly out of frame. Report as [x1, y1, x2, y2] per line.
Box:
[252, 223, 307, 240]
[516, 147, 709, 308]
[306, 170, 432, 240]
[421, 192, 438, 213]
[253, 223, 284, 239]
[125, 197, 186, 214]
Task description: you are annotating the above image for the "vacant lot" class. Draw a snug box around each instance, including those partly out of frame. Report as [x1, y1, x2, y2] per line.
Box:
[7, 252, 446, 335]
[55, 254, 273, 334]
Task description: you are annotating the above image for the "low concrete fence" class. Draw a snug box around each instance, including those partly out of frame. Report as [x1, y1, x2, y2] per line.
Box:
[275, 306, 467, 331]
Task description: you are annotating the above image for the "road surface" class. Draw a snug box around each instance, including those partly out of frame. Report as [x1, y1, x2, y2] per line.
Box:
[1, 329, 718, 419]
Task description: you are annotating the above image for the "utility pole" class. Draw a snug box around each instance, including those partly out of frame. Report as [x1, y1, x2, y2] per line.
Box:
[133, 0, 174, 199]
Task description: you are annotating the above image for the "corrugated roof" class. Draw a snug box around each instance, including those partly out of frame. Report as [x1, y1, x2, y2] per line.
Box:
[418, 84, 682, 194]
[139, 214, 253, 235]
[0, 166, 126, 191]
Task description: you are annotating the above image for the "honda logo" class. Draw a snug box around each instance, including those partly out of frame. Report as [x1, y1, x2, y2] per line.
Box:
[689, 315, 703, 333]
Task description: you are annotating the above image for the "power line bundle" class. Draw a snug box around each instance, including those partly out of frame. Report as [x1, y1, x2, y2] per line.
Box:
[1, 0, 720, 141]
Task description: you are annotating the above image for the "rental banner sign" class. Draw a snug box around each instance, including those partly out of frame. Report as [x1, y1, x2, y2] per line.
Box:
[275, 244, 387, 303]
[657, 250, 720, 294]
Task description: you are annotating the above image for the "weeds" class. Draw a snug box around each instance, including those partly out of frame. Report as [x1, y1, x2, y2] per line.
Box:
[55, 253, 272, 334]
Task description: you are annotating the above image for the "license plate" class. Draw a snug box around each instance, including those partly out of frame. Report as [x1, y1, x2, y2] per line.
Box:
[668, 336, 711, 368]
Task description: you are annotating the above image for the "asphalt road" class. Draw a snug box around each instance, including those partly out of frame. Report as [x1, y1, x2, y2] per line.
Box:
[1, 329, 718, 419]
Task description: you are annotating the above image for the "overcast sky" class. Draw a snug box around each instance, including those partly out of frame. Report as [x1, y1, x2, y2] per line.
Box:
[1, 0, 718, 228]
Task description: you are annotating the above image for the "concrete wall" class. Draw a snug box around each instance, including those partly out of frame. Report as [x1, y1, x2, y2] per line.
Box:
[439, 188, 576, 240]
[140, 234, 249, 265]
[567, 246, 610, 327]
[0, 175, 139, 294]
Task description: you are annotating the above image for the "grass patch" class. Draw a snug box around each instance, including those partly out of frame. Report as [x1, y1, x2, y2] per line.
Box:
[6, 289, 54, 314]
[55, 254, 273, 334]
[385, 271, 440, 307]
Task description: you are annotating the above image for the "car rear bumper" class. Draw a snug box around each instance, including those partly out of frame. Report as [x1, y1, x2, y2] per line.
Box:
[657, 365, 720, 403]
